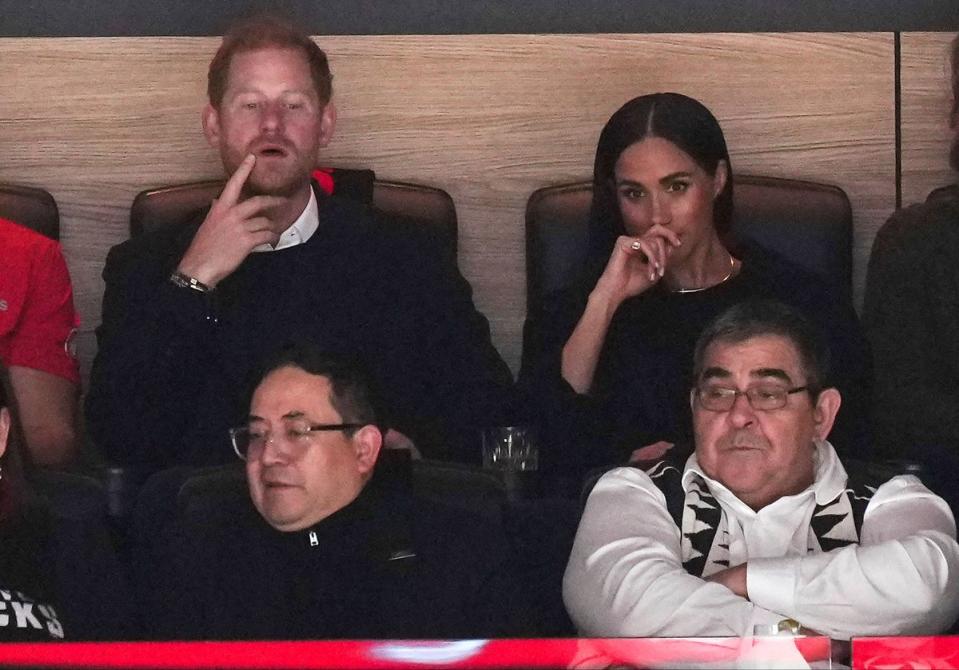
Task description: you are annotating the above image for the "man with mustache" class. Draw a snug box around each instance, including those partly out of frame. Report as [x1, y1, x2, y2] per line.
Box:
[86, 16, 514, 469]
[564, 299, 959, 640]
[157, 342, 523, 639]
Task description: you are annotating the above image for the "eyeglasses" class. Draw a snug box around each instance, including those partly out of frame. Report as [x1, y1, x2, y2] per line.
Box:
[229, 419, 362, 461]
[694, 384, 810, 412]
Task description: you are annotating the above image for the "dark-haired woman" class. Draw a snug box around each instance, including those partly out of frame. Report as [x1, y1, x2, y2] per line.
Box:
[0, 374, 135, 640]
[521, 93, 870, 475]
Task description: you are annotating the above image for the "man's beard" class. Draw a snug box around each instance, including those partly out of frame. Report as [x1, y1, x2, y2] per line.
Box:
[243, 164, 311, 198]
[224, 136, 314, 198]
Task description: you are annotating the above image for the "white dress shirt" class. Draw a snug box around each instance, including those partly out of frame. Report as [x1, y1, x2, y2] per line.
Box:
[252, 189, 319, 252]
[563, 441, 959, 640]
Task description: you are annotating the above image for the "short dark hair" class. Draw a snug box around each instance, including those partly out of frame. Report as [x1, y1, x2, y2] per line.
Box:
[950, 34, 959, 171]
[692, 300, 831, 398]
[207, 15, 333, 109]
[248, 342, 385, 435]
[588, 93, 735, 266]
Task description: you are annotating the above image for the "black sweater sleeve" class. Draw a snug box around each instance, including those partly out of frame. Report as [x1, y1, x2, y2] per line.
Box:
[85, 229, 221, 466]
[379, 231, 518, 463]
[518, 286, 623, 474]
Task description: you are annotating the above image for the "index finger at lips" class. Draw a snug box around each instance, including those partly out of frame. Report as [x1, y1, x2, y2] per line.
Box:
[219, 154, 256, 206]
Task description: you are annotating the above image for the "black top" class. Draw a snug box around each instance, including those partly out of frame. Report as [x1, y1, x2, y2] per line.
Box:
[0, 496, 135, 641]
[160, 481, 528, 640]
[520, 242, 872, 475]
[864, 184, 959, 458]
[86, 187, 515, 467]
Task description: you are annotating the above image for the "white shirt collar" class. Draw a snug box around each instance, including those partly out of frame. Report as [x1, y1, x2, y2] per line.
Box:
[681, 440, 848, 515]
[252, 188, 319, 253]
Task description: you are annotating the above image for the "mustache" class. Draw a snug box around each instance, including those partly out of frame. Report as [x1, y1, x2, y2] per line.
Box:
[717, 432, 770, 450]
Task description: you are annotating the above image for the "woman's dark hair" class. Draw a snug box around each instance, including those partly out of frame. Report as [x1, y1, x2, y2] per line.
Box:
[588, 93, 734, 268]
[950, 34, 959, 171]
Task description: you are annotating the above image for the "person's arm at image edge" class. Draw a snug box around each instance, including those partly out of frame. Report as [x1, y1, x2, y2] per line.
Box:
[6, 240, 80, 466]
[7, 367, 78, 466]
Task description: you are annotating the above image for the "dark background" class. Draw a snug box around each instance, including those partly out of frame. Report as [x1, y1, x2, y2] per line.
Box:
[1, 0, 957, 37]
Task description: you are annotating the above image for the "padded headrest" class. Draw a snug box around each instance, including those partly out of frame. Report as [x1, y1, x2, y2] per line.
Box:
[129, 168, 458, 258]
[0, 183, 60, 241]
[525, 175, 852, 308]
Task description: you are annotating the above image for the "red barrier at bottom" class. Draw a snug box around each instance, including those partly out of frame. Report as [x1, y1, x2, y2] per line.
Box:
[853, 636, 959, 669]
[0, 636, 835, 669]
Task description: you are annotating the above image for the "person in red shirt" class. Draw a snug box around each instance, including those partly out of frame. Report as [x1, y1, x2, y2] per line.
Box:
[0, 217, 80, 466]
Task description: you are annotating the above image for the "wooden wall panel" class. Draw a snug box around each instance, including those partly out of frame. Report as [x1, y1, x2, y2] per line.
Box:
[900, 32, 956, 207]
[0, 33, 894, 384]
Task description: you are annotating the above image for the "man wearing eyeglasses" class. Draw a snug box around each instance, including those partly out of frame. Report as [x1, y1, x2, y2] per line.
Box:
[563, 299, 959, 641]
[160, 341, 524, 640]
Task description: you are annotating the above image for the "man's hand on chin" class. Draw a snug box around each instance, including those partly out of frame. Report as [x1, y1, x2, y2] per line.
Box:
[705, 563, 748, 599]
[177, 154, 285, 287]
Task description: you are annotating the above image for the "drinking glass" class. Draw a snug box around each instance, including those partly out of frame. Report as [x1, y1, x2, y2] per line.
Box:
[481, 426, 538, 471]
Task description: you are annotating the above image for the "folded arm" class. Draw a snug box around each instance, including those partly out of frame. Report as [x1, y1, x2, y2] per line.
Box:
[747, 476, 959, 639]
[563, 467, 782, 638]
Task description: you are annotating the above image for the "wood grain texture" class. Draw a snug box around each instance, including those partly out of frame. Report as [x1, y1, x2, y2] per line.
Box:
[0, 33, 895, 383]
[900, 32, 956, 207]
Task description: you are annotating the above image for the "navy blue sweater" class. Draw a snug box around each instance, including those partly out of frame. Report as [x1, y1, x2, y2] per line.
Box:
[87, 189, 515, 467]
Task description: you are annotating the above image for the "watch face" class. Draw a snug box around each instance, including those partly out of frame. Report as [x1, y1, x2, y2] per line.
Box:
[777, 618, 802, 635]
[170, 271, 210, 293]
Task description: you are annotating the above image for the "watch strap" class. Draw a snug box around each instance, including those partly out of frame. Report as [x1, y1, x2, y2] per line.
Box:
[169, 270, 213, 293]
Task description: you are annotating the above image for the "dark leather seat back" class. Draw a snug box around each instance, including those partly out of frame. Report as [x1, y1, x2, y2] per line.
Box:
[0, 183, 60, 240]
[0, 362, 106, 524]
[525, 175, 853, 309]
[168, 457, 509, 524]
[129, 168, 458, 258]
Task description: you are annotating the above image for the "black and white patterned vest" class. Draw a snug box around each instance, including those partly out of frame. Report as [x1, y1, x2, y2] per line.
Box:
[638, 445, 889, 577]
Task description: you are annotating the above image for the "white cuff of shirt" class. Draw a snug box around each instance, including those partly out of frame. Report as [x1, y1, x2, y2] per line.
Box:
[745, 603, 786, 638]
[747, 557, 798, 617]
